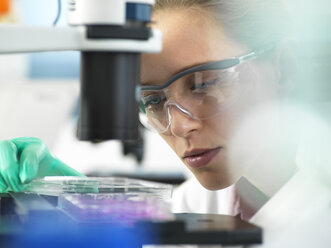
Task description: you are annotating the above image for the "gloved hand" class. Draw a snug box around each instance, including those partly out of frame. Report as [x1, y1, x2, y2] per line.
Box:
[0, 137, 84, 193]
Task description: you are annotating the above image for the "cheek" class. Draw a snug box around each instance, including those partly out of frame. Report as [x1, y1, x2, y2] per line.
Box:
[207, 111, 239, 142]
[206, 80, 277, 145]
[242, 63, 280, 104]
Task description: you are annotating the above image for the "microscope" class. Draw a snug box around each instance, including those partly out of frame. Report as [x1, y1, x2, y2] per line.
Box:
[0, 0, 161, 141]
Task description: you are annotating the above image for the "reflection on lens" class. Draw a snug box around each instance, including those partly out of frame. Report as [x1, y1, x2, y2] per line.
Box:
[140, 68, 241, 133]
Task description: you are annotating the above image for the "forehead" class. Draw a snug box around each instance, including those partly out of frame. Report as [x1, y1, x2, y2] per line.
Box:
[141, 8, 247, 85]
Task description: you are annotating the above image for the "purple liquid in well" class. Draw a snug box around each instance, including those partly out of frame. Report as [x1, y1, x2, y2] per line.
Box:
[60, 194, 172, 223]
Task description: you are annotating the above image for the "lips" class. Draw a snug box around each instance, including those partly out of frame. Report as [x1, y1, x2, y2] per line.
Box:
[183, 147, 222, 168]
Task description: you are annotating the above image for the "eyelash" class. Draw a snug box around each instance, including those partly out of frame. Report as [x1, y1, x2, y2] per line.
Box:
[143, 95, 166, 108]
[191, 79, 217, 91]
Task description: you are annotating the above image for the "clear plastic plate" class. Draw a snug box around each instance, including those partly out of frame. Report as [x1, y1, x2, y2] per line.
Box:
[22, 176, 173, 200]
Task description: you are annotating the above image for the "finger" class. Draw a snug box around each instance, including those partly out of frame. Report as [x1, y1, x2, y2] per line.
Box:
[1, 163, 22, 192]
[40, 157, 85, 177]
[2, 171, 23, 192]
[0, 140, 23, 192]
[19, 147, 39, 184]
[1, 162, 22, 192]
[11, 137, 43, 153]
[12, 138, 47, 182]
[0, 175, 8, 192]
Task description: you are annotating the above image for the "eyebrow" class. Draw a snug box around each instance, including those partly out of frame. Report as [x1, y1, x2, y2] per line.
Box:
[140, 60, 213, 86]
[140, 81, 152, 86]
[140, 80, 162, 86]
[178, 61, 212, 73]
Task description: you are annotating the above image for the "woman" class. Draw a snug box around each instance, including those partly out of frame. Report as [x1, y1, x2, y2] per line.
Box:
[139, 0, 297, 219]
[0, 0, 297, 219]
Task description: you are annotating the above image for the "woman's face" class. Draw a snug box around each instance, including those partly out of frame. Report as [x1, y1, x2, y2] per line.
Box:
[141, 8, 279, 190]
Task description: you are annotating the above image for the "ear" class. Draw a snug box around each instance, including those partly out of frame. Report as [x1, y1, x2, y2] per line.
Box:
[274, 38, 298, 97]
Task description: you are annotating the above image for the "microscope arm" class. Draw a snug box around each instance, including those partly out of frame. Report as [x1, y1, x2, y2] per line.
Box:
[0, 24, 161, 54]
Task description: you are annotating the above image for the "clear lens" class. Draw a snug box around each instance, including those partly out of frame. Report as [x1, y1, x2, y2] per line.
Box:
[139, 67, 240, 133]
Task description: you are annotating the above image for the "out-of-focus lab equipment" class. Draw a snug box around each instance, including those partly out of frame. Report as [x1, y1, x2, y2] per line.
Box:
[0, 0, 161, 141]
[0, 0, 9, 15]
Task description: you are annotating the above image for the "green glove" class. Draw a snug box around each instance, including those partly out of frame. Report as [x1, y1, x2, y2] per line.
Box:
[0, 137, 84, 193]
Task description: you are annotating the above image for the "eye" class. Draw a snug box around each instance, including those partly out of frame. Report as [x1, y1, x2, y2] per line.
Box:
[191, 79, 217, 92]
[197, 79, 217, 89]
[140, 94, 167, 115]
[144, 95, 165, 107]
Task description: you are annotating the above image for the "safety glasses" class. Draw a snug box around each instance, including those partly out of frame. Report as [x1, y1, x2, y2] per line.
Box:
[138, 45, 274, 134]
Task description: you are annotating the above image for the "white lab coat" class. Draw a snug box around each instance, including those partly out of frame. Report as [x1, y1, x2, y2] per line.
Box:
[171, 176, 239, 216]
[172, 176, 268, 221]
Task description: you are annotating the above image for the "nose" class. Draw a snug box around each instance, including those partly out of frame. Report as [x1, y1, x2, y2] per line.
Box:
[167, 104, 203, 137]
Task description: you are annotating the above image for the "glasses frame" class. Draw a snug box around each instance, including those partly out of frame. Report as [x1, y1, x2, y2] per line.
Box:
[138, 44, 275, 92]
[138, 44, 275, 133]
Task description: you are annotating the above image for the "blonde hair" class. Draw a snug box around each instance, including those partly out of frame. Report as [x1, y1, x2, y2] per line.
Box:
[153, 0, 291, 49]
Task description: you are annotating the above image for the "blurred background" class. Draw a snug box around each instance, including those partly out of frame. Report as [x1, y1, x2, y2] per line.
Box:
[0, 0, 188, 184]
[0, 0, 330, 184]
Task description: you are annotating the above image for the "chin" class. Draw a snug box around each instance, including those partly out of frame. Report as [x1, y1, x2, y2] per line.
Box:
[200, 182, 230, 191]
